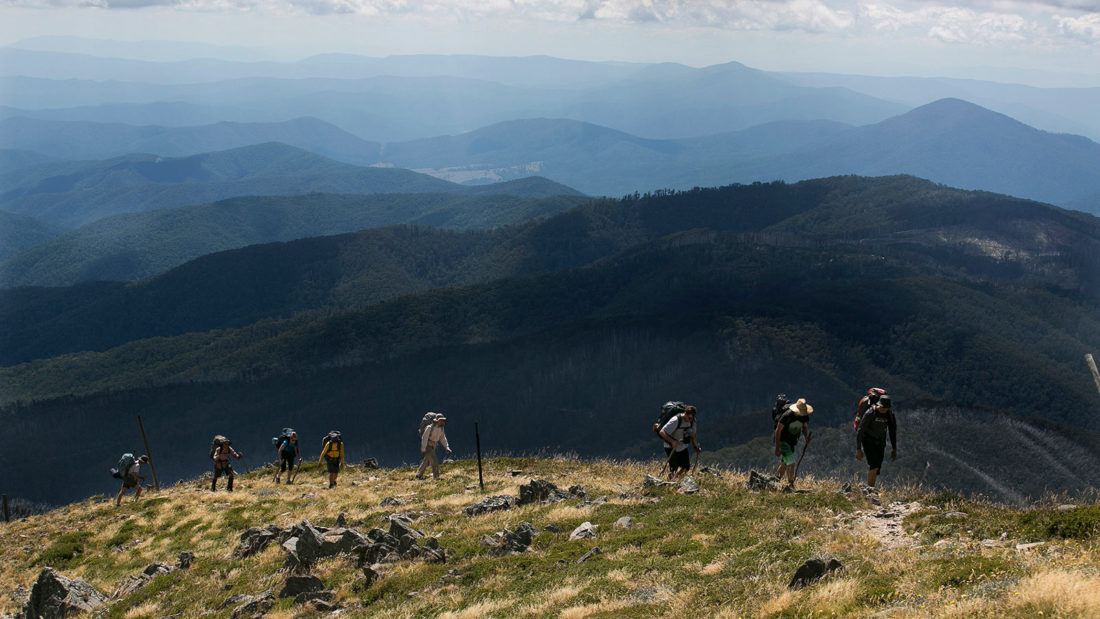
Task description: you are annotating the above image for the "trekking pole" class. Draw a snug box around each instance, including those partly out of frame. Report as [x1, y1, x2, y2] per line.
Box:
[793, 432, 813, 481]
[690, 448, 702, 475]
[136, 415, 160, 491]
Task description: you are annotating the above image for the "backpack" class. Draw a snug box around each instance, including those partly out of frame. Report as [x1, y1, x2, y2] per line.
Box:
[771, 394, 791, 428]
[418, 412, 443, 438]
[111, 453, 135, 479]
[853, 388, 887, 431]
[322, 431, 342, 456]
[272, 427, 295, 448]
[653, 401, 686, 436]
[210, 435, 228, 459]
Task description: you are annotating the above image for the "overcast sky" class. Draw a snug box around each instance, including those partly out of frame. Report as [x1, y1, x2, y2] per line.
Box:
[2, 0, 1099, 86]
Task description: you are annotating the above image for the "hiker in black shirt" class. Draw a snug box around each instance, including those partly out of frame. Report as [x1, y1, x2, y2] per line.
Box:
[856, 394, 897, 488]
[774, 398, 812, 487]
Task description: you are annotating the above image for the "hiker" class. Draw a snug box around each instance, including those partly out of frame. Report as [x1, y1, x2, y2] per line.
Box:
[210, 436, 243, 492]
[853, 387, 887, 431]
[319, 431, 344, 488]
[856, 394, 898, 488]
[774, 398, 812, 487]
[417, 415, 452, 480]
[115, 455, 149, 506]
[659, 405, 700, 481]
[275, 431, 301, 484]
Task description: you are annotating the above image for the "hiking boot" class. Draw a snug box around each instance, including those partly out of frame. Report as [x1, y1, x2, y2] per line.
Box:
[274, 476, 280, 483]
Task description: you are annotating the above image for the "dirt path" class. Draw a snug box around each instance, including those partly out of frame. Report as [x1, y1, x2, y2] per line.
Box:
[853, 500, 923, 549]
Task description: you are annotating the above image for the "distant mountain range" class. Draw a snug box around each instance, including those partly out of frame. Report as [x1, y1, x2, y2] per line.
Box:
[5, 99, 1097, 217]
[0, 142, 582, 228]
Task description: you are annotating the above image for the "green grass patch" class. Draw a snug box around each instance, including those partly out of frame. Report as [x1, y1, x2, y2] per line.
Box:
[106, 520, 144, 548]
[929, 555, 1017, 589]
[34, 530, 94, 567]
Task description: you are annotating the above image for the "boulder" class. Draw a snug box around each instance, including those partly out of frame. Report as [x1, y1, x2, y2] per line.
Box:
[747, 470, 779, 491]
[490, 522, 537, 557]
[21, 567, 108, 618]
[177, 552, 195, 569]
[278, 575, 324, 599]
[334, 513, 348, 528]
[281, 520, 327, 571]
[569, 522, 598, 541]
[389, 515, 425, 541]
[362, 457, 379, 469]
[568, 485, 587, 499]
[643, 475, 675, 488]
[380, 497, 404, 507]
[464, 495, 516, 517]
[321, 528, 368, 556]
[518, 480, 571, 506]
[678, 477, 699, 494]
[292, 590, 335, 606]
[112, 563, 175, 599]
[614, 516, 634, 528]
[229, 591, 275, 619]
[233, 527, 279, 558]
[788, 558, 843, 589]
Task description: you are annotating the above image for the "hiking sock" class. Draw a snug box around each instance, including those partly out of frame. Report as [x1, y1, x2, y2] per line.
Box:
[227, 478, 234, 491]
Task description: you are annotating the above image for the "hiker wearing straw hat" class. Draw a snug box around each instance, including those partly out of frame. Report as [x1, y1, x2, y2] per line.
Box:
[774, 398, 813, 488]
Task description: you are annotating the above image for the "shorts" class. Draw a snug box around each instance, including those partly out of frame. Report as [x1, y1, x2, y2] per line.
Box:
[280, 453, 296, 472]
[664, 447, 691, 472]
[325, 457, 341, 474]
[213, 463, 234, 478]
[122, 476, 139, 489]
[779, 442, 797, 465]
[862, 438, 886, 470]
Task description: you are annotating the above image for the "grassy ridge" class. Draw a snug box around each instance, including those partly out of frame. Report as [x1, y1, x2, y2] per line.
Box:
[2, 458, 1099, 617]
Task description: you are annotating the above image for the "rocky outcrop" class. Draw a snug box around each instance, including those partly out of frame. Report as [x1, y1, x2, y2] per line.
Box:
[788, 558, 843, 589]
[20, 568, 108, 618]
[464, 495, 516, 517]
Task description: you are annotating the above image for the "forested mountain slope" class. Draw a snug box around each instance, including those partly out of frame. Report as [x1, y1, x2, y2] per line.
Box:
[1, 176, 1098, 503]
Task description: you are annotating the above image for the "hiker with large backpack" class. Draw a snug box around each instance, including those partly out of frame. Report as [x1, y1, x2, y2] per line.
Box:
[210, 436, 243, 491]
[113, 454, 149, 506]
[658, 404, 700, 481]
[774, 398, 813, 488]
[417, 412, 452, 480]
[319, 431, 344, 488]
[853, 387, 886, 431]
[274, 429, 301, 485]
[856, 394, 898, 489]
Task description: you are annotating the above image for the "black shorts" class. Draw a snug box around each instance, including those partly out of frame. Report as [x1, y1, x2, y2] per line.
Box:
[280, 452, 296, 472]
[664, 447, 691, 472]
[862, 438, 886, 470]
[214, 463, 234, 478]
[325, 457, 340, 474]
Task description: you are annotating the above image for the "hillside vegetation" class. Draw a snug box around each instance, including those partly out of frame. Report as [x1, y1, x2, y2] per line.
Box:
[2, 458, 1099, 618]
[2, 176, 1099, 505]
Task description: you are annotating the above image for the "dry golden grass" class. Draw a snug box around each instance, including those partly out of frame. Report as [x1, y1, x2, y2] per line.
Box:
[2, 458, 1100, 618]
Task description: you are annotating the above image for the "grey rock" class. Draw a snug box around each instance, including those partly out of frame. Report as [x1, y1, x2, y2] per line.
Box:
[354, 542, 397, 567]
[580, 496, 608, 507]
[21, 568, 109, 618]
[366, 528, 400, 547]
[614, 516, 634, 528]
[278, 575, 324, 599]
[568, 485, 587, 499]
[361, 566, 381, 588]
[281, 520, 328, 571]
[943, 511, 968, 520]
[380, 497, 404, 507]
[518, 480, 571, 506]
[490, 522, 538, 557]
[233, 527, 278, 558]
[321, 528, 368, 556]
[576, 547, 602, 564]
[643, 474, 674, 488]
[334, 513, 347, 528]
[699, 466, 721, 477]
[389, 515, 425, 541]
[362, 457, 379, 469]
[747, 470, 779, 491]
[230, 591, 275, 619]
[1057, 504, 1078, 512]
[464, 495, 516, 517]
[678, 477, 699, 494]
[544, 523, 563, 533]
[569, 522, 597, 541]
[788, 558, 843, 590]
[177, 552, 195, 569]
[293, 590, 335, 606]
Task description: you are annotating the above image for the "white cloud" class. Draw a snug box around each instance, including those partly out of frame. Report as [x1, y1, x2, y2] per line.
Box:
[1055, 11, 1100, 39]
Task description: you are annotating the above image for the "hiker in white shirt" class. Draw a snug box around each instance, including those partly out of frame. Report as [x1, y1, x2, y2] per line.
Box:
[417, 416, 452, 480]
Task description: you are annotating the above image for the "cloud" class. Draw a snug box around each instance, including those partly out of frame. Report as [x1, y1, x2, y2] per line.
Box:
[1055, 11, 1100, 38]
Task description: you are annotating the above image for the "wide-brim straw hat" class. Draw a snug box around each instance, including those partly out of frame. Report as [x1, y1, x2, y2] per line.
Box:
[788, 398, 813, 415]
